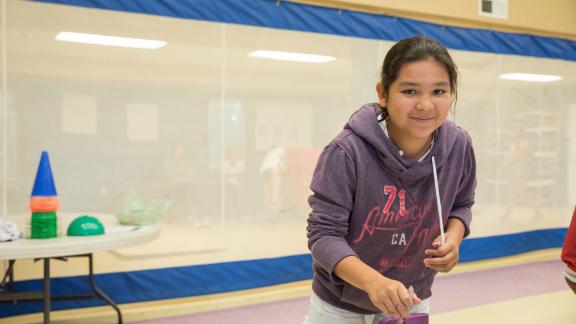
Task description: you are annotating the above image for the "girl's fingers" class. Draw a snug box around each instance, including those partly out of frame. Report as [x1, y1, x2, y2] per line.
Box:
[381, 298, 401, 318]
[424, 248, 443, 257]
[388, 297, 409, 318]
[398, 287, 413, 309]
[384, 292, 407, 318]
[394, 302, 409, 318]
[374, 300, 393, 317]
[411, 294, 422, 304]
[425, 248, 457, 265]
[397, 293, 413, 317]
[426, 241, 453, 256]
[425, 255, 445, 266]
[425, 258, 457, 272]
[424, 237, 460, 272]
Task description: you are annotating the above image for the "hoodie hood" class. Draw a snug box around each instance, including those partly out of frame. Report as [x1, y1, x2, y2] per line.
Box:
[346, 103, 459, 181]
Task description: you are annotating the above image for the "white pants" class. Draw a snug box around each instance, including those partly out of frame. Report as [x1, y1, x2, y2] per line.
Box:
[303, 293, 430, 324]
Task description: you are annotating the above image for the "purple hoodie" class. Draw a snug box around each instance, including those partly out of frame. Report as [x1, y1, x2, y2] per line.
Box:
[307, 103, 476, 314]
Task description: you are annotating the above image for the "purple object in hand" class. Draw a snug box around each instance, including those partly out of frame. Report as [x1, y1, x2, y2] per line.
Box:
[378, 313, 428, 324]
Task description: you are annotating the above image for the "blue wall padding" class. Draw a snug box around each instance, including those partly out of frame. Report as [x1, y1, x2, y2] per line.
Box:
[32, 0, 576, 61]
[0, 228, 567, 317]
[459, 228, 567, 262]
[0, 254, 314, 317]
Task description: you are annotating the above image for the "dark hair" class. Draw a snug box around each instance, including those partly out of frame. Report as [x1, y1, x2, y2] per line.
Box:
[380, 36, 458, 116]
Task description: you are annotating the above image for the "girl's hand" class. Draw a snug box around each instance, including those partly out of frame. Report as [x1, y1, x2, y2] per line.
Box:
[423, 233, 461, 272]
[365, 277, 421, 318]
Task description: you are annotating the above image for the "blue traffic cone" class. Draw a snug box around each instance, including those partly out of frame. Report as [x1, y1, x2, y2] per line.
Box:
[31, 151, 58, 197]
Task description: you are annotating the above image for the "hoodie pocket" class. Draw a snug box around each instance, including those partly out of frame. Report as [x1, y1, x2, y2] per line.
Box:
[340, 283, 381, 313]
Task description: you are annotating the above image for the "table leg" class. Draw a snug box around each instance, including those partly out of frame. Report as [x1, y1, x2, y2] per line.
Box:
[87, 254, 123, 324]
[0, 260, 15, 291]
[43, 258, 50, 324]
[2, 255, 123, 323]
[8, 260, 15, 290]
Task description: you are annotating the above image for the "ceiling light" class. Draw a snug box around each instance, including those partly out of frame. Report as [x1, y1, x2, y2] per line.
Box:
[498, 73, 562, 82]
[249, 50, 335, 63]
[55, 32, 166, 49]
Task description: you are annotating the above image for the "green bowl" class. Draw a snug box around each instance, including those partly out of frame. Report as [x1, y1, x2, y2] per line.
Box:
[67, 215, 105, 236]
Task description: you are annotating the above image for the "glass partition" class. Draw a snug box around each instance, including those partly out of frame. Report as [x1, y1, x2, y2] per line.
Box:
[3, 0, 576, 277]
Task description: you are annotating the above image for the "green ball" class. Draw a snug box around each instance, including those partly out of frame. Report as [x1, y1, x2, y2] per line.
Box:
[67, 215, 105, 236]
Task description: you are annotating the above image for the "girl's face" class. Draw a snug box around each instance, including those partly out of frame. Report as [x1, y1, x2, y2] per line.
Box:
[377, 58, 452, 142]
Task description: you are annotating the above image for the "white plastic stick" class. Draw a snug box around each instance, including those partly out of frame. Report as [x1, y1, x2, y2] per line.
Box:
[431, 156, 445, 245]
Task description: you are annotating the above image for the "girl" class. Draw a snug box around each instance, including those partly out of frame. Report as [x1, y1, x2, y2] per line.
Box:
[306, 36, 476, 323]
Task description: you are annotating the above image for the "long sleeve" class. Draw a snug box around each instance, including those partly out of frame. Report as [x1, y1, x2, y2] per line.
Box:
[307, 143, 357, 281]
[448, 133, 476, 238]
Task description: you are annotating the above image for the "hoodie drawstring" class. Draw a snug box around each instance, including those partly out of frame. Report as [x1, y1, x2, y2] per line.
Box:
[431, 155, 445, 245]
